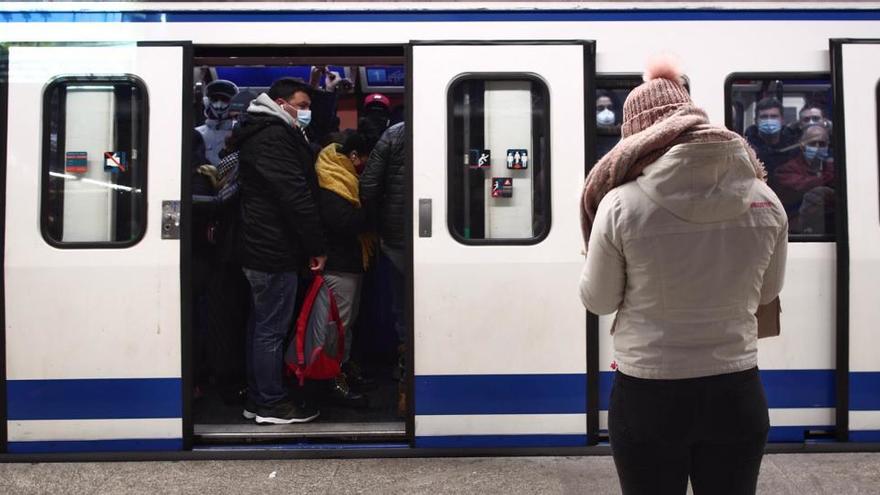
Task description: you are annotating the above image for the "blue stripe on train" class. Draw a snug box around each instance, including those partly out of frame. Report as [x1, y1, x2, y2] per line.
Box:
[8, 439, 182, 453]
[850, 372, 880, 410]
[3, 10, 880, 23]
[7, 378, 182, 420]
[415, 434, 587, 448]
[598, 370, 838, 410]
[415, 374, 586, 415]
[850, 430, 880, 442]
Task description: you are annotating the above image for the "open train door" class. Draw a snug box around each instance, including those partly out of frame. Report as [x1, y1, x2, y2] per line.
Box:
[407, 41, 596, 448]
[830, 39, 880, 442]
[1, 42, 192, 453]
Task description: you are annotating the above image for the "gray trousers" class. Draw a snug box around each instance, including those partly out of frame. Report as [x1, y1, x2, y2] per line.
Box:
[323, 271, 363, 364]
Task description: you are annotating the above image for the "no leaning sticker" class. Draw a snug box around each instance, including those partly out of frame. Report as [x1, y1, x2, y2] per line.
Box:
[104, 151, 127, 173]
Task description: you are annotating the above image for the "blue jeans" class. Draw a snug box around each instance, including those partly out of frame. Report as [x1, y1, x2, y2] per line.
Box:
[243, 268, 298, 407]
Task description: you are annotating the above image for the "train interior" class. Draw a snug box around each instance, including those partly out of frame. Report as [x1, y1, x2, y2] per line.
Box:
[188, 46, 408, 445]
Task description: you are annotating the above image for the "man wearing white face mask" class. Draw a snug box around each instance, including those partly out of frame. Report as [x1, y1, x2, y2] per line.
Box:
[228, 77, 327, 424]
[196, 79, 239, 165]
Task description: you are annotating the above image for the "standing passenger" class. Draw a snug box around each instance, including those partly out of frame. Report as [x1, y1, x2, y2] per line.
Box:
[233, 78, 327, 424]
[315, 131, 376, 404]
[196, 79, 239, 165]
[580, 59, 787, 495]
[359, 122, 407, 415]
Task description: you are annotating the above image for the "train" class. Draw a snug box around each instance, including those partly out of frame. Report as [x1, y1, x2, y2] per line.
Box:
[0, 1, 879, 459]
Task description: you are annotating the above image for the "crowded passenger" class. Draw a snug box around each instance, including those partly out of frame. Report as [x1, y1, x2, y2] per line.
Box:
[232, 77, 326, 424]
[596, 90, 622, 160]
[315, 131, 377, 404]
[360, 121, 408, 416]
[358, 93, 392, 150]
[774, 124, 836, 234]
[744, 96, 799, 175]
[196, 79, 239, 165]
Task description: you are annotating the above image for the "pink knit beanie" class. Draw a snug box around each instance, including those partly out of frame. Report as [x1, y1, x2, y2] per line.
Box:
[620, 57, 691, 138]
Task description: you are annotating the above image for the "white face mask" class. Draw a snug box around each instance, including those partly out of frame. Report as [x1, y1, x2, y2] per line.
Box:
[597, 108, 615, 126]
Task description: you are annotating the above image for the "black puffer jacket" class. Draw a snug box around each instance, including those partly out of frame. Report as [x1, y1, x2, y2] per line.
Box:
[233, 112, 326, 273]
[360, 122, 406, 249]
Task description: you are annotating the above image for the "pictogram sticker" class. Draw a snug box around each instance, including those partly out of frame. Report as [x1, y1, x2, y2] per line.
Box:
[491, 177, 513, 198]
[65, 151, 88, 174]
[467, 149, 491, 169]
[506, 149, 529, 169]
[104, 151, 127, 173]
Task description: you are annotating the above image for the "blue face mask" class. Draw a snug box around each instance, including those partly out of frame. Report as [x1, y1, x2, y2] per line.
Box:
[758, 118, 782, 136]
[804, 145, 829, 161]
[296, 108, 312, 128]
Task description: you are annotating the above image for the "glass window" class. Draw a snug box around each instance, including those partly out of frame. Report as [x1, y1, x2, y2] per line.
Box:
[727, 74, 835, 239]
[594, 77, 641, 164]
[447, 75, 550, 244]
[593, 76, 690, 164]
[42, 76, 148, 247]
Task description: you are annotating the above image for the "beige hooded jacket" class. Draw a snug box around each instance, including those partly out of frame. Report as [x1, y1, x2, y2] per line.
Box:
[580, 139, 788, 380]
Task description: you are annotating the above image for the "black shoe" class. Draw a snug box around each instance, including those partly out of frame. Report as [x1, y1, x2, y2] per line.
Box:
[242, 397, 257, 420]
[255, 400, 320, 425]
[342, 361, 377, 392]
[328, 374, 369, 408]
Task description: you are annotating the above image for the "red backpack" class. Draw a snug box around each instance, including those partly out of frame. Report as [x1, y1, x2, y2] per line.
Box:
[284, 273, 345, 385]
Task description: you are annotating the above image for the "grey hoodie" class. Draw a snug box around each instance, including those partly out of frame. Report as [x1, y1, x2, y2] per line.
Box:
[247, 93, 296, 128]
[580, 139, 788, 379]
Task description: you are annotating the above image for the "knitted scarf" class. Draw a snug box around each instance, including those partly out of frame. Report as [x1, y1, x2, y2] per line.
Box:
[580, 105, 766, 247]
[315, 143, 377, 270]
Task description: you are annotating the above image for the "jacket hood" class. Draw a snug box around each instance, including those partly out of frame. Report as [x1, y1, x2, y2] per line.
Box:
[247, 93, 296, 128]
[636, 139, 758, 223]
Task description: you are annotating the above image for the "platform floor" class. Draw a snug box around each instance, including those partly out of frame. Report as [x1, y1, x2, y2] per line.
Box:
[1, 452, 879, 494]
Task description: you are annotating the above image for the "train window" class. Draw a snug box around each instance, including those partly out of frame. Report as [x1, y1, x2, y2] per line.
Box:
[726, 74, 835, 240]
[41, 76, 148, 247]
[447, 75, 550, 244]
[593, 75, 690, 165]
[594, 76, 642, 164]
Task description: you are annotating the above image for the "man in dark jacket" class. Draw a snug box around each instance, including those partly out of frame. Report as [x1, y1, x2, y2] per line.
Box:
[744, 97, 799, 177]
[359, 122, 407, 415]
[233, 77, 326, 424]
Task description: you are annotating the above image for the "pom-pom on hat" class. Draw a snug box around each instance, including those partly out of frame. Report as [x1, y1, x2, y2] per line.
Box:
[621, 55, 691, 138]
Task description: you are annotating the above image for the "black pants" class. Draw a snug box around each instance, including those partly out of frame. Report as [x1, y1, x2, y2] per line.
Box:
[609, 367, 769, 495]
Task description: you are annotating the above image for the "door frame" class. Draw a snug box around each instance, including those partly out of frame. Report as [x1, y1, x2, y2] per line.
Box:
[829, 38, 880, 442]
[405, 39, 597, 447]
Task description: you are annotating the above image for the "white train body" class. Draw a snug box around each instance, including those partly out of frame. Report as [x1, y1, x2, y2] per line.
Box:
[0, 2, 878, 456]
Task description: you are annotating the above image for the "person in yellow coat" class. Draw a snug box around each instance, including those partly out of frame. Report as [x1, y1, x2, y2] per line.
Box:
[314, 131, 377, 405]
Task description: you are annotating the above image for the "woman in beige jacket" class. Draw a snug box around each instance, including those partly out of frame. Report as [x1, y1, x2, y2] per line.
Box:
[580, 59, 787, 495]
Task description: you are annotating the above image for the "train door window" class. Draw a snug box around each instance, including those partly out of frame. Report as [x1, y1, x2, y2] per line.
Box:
[594, 76, 641, 164]
[593, 75, 690, 164]
[42, 76, 148, 246]
[448, 75, 550, 243]
[726, 74, 834, 239]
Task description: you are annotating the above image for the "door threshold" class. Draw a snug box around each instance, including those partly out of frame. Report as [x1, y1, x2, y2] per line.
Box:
[195, 421, 406, 442]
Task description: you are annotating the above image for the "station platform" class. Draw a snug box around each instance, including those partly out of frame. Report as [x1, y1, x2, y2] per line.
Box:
[1, 452, 878, 494]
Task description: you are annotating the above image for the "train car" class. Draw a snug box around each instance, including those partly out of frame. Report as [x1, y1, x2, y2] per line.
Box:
[0, 1, 879, 459]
